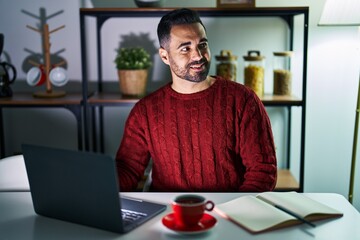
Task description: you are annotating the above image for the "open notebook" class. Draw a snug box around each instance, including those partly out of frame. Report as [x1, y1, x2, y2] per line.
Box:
[215, 191, 343, 234]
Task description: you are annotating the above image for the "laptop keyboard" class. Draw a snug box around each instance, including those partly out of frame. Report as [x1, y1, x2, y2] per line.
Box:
[121, 209, 148, 225]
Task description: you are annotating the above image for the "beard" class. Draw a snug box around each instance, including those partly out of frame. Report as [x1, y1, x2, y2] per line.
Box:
[169, 57, 211, 83]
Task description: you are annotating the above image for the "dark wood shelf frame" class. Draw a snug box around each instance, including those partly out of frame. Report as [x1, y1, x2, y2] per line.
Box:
[79, 7, 309, 192]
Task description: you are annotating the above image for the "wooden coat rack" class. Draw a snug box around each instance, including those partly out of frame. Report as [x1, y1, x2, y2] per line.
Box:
[27, 23, 66, 98]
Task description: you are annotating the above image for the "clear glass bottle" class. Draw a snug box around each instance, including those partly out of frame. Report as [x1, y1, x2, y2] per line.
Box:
[273, 51, 293, 95]
[243, 50, 265, 97]
[215, 50, 238, 82]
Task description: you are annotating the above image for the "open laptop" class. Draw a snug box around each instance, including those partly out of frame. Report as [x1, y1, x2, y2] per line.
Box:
[21, 144, 166, 233]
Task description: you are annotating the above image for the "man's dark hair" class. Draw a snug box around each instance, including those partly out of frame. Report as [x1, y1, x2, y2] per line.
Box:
[157, 8, 206, 49]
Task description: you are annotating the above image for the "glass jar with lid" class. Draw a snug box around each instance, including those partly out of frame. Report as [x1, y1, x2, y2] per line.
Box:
[215, 50, 238, 81]
[243, 50, 265, 97]
[273, 51, 293, 95]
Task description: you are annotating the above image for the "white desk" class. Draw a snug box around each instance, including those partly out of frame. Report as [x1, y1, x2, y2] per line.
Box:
[0, 155, 29, 191]
[0, 192, 359, 240]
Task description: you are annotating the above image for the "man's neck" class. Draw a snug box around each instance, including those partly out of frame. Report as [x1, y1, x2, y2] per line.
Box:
[171, 76, 215, 94]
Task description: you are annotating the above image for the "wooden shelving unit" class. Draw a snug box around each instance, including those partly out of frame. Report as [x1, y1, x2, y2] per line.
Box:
[79, 7, 309, 192]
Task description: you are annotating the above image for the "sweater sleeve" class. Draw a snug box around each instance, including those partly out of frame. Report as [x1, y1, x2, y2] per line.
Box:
[238, 91, 277, 192]
[115, 103, 151, 191]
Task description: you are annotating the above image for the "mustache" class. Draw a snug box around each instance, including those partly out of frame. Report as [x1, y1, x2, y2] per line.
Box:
[188, 58, 208, 67]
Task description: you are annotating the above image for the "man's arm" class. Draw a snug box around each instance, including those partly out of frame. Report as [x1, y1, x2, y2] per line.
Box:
[239, 92, 277, 192]
[116, 103, 151, 191]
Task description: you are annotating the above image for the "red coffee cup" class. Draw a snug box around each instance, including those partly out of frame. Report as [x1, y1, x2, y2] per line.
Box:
[172, 194, 214, 227]
[26, 65, 46, 86]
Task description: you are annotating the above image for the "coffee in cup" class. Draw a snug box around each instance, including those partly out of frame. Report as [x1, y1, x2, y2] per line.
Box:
[171, 194, 214, 227]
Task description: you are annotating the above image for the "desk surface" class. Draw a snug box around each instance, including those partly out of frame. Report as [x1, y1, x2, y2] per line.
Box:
[0, 192, 359, 240]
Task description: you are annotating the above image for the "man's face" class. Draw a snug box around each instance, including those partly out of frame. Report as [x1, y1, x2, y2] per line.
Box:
[160, 23, 211, 83]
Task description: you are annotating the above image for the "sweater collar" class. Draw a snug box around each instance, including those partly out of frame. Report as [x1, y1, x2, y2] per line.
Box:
[165, 76, 221, 100]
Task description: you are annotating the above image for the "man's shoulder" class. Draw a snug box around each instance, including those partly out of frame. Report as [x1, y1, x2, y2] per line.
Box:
[215, 76, 253, 95]
[137, 82, 171, 105]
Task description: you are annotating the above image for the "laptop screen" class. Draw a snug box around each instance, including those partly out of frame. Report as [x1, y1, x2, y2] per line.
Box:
[22, 144, 166, 233]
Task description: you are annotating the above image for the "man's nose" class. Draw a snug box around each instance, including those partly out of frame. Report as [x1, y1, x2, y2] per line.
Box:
[191, 48, 203, 61]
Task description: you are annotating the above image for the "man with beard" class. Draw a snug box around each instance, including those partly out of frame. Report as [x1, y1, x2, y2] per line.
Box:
[116, 8, 277, 192]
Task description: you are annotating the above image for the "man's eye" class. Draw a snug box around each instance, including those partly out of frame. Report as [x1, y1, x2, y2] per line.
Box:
[199, 42, 208, 50]
[180, 47, 190, 53]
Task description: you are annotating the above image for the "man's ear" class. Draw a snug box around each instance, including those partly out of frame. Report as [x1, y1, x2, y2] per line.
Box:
[159, 47, 170, 65]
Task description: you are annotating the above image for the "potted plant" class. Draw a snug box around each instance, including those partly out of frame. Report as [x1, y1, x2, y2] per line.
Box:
[114, 47, 152, 96]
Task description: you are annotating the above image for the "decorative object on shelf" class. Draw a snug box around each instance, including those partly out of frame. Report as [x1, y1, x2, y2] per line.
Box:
[217, 0, 255, 8]
[114, 47, 152, 97]
[215, 50, 238, 82]
[26, 23, 67, 98]
[134, 0, 166, 8]
[273, 51, 293, 96]
[0, 34, 17, 98]
[243, 50, 265, 97]
[318, 0, 360, 204]
[26, 65, 46, 86]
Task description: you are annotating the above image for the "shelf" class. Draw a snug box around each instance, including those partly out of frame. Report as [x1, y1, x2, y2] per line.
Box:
[134, 169, 299, 192]
[87, 92, 139, 106]
[87, 92, 301, 106]
[275, 169, 299, 191]
[0, 93, 83, 106]
[80, 7, 308, 18]
[0, 92, 300, 107]
[261, 94, 302, 106]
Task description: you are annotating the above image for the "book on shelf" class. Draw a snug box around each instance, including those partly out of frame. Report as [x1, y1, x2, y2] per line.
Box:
[214, 191, 343, 234]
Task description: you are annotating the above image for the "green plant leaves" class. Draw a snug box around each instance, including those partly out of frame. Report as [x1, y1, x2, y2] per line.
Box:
[114, 47, 152, 70]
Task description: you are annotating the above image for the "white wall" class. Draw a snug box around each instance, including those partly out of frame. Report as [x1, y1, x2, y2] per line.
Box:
[0, 0, 359, 210]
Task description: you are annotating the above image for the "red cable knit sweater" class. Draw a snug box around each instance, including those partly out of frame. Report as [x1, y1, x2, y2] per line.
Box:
[116, 77, 277, 192]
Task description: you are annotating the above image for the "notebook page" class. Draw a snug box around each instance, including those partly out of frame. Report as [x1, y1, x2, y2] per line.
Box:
[256, 191, 342, 219]
[215, 195, 296, 232]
